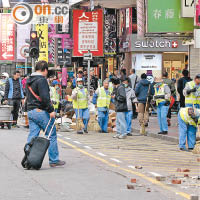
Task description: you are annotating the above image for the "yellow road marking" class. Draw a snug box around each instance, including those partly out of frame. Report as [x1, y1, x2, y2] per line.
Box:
[58, 138, 191, 200]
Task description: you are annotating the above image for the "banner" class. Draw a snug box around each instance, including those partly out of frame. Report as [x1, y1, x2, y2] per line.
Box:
[147, 0, 194, 32]
[17, 24, 31, 60]
[108, 57, 114, 73]
[48, 24, 56, 63]
[73, 9, 103, 57]
[0, 14, 15, 61]
[36, 24, 48, 62]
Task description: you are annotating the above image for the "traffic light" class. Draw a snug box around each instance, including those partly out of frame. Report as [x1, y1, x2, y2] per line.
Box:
[29, 31, 39, 59]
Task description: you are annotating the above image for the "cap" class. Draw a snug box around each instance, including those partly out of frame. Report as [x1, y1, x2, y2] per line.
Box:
[77, 78, 83, 82]
[195, 74, 200, 79]
[1, 72, 9, 78]
[52, 80, 60, 86]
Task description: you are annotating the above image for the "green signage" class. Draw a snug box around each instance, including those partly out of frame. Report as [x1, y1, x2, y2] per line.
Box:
[147, 0, 194, 33]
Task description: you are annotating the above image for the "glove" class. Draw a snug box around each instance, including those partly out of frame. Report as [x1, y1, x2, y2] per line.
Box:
[154, 95, 165, 100]
[187, 88, 197, 95]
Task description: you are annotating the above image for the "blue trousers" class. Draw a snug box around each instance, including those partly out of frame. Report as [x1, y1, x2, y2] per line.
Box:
[125, 111, 133, 134]
[178, 113, 196, 149]
[27, 109, 59, 164]
[185, 104, 200, 109]
[74, 108, 90, 131]
[116, 112, 127, 136]
[157, 104, 169, 132]
[98, 110, 109, 132]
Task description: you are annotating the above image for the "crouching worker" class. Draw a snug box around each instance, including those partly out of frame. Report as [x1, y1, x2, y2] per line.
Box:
[93, 79, 113, 133]
[178, 107, 200, 151]
[72, 78, 90, 134]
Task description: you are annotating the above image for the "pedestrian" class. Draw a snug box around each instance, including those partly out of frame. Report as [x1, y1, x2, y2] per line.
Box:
[183, 74, 200, 109]
[123, 78, 136, 136]
[50, 80, 61, 113]
[72, 78, 90, 134]
[90, 70, 98, 91]
[135, 73, 154, 132]
[26, 61, 65, 167]
[120, 68, 127, 81]
[178, 107, 200, 151]
[92, 79, 113, 133]
[4, 70, 24, 127]
[177, 70, 192, 108]
[162, 72, 176, 126]
[112, 78, 128, 139]
[153, 77, 171, 135]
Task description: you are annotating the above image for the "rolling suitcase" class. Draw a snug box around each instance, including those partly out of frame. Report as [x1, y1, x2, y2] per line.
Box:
[21, 119, 55, 170]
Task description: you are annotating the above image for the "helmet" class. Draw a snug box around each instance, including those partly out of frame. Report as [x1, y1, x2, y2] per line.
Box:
[77, 78, 83, 82]
[1, 72, 9, 78]
[52, 80, 60, 86]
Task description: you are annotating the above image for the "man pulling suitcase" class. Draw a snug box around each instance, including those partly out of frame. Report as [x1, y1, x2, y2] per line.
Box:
[24, 60, 65, 168]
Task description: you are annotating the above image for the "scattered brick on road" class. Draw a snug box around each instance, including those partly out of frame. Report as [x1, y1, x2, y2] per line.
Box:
[146, 188, 151, 192]
[127, 185, 135, 190]
[183, 169, 190, 172]
[131, 179, 137, 183]
[171, 180, 182, 184]
[184, 174, 189, 178]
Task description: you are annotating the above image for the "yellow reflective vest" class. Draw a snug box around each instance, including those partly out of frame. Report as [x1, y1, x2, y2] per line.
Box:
[180, 107, 200, 127]
[50, 87, 60, 109]
[154, 83, 168, 105]
[97, 87, 111, 108]
[185, 81, 200, 105]
[73, 88, 88, 109]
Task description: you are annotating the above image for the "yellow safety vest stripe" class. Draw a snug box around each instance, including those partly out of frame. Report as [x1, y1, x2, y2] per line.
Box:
[97, 87, 111, 108]
[185, 81, 200, 105]
[154, 84, 167, 105]
[180, 108, 197, 127]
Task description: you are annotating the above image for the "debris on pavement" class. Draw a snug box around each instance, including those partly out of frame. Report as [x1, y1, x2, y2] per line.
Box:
[135, 166, 143, 169]
[171, 180, 182, 184]
[146, 188, 151, 192]
[131, 178, 137, 183]
[190, 195, 199, 200]
[127, 184, 135, 190]
[156, 176, 166, 181]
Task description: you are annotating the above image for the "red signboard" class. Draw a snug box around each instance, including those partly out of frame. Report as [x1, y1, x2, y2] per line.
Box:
[0, 14, 15, 61]
[73, 9, 103, 57]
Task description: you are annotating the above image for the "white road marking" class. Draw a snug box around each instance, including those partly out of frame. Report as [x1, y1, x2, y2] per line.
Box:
[96, 152, 107, 157]
[73, 141, 81, 144]
[110, 158, 122, 163]
[57, 134, 62, 137]
[149, 172, 162, 177]
[128, 165, 135, 169]
[64, 137, 71, 140]
[84, 146, 92, 150]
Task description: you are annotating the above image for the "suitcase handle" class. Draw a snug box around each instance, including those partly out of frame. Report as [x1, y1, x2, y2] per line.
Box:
[44, 119, 56, 140]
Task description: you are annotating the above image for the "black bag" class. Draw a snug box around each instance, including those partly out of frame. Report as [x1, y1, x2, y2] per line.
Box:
[21, 119, 55, 170]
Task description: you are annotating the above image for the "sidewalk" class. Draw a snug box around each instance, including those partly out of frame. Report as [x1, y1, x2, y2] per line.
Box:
[132, 115, 179, 143]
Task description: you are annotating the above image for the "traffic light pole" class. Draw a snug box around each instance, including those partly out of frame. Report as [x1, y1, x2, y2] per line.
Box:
[87, 59, 90, 93]
[25, 57, 28, 74]
[32, 58, 35, 73]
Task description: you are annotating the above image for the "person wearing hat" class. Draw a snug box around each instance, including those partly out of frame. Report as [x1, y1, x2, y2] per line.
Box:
[72, 78, 89, 133]
[178, 107, 200, 151]
[50, 80, 61, 113]
[183, 74, 200, 109]
[92, 79, 113, 133]
[153, 77, 171, 135]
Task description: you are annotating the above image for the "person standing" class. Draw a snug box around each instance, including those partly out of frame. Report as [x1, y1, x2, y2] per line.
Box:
[50, 80, 61, 113]
[92, 79, 112, 133]
[4, 70, 24, 127]
[112, 78, 128, 139]
[183, 74, 200, 109]
[72, 78, 90, 134]
[153, 77, 171, 135]
[178, 107, 200, 151]
[177, 70, 192, 108]
[135, 73, 154, 131]
[123, 78, 136, 136]
[26, 61, 65, 167]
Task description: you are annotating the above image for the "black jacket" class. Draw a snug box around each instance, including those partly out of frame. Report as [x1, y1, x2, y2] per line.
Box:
[26, 73, 54, 113]
[177, 77, 192, 96]
[114, 84, 128, 112]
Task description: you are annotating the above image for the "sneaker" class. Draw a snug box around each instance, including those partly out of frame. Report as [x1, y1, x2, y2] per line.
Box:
[162, 131, 168, 135]
[113, 134, 120, 138]
[77, 130, 84, 134]
[118, 135, 127, 139]
[180, 148, 188, 152]
[84, 129, 88, 133]
[127, 133, 133, 136]
[50, 160, 66, 167]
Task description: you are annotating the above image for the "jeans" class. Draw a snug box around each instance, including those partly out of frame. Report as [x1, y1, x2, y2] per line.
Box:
[178, 113, 196, 149]
[8, 99, 21, 124]
[27, 109, 59, 164]
[116, 112, 127, 136]
[125, 111, 133, 134]
[185, 104, 200, 109]
[98, 110, 109, 132]
[74, 108, 90, 131]
[157, 104, 169, 132]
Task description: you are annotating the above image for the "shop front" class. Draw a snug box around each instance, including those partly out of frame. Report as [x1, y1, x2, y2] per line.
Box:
[131, 35, 189, 80]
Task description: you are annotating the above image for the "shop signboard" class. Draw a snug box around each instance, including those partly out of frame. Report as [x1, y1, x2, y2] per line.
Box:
[147, 0, 194, 32]
[0, 14, 15, 61]
[195, 0, 200, 26]
[131, 35, 188, 52]
[17, 24, 31, 61]
[73, 9, 103, 57]
[108, 57, 114, 73]
[181, 0, 195, 17]
[36, 24, 48, 62]
[48, 24, 56, 63]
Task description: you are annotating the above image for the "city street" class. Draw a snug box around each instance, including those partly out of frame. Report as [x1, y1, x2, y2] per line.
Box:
[0, 127, 199, 200]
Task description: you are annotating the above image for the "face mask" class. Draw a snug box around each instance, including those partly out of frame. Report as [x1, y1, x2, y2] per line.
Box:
[78, 85, 83, 89]
[124, 84, 128, 88]
[56, 86, 59, 90]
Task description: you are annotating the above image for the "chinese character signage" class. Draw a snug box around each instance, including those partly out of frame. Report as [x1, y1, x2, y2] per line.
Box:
[181, 0, 195, 17]
[0, 14, 15, 61]
[36, 24, 48, 62]
[147, 0, 194, 32]
[73, 9, 103, 57]
[48, 24, 56, 63]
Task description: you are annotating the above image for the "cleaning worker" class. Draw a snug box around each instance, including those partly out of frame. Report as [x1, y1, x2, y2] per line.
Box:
[92, 79, 113, 133]
[183, 74, 200, 109]
[50, 80, 60, 113]
[153, 77, 171, 135]
[72, 78, 90, 134]
[178, 107, 200, 151]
